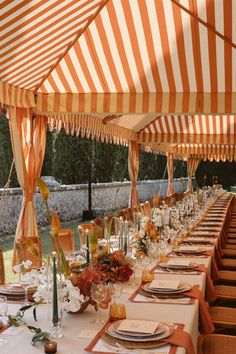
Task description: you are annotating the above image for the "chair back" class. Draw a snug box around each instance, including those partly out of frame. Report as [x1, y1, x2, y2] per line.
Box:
[54, 228, 74, 253]
[16, 236, 42, 269]
[0, 249, 5, 285]
[78, 223, 92, 247]
[143, 201, 151, 218]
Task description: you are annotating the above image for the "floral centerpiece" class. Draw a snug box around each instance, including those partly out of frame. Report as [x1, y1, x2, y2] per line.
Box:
[132, 217, 159, 257]
[92, 249, 133, 283]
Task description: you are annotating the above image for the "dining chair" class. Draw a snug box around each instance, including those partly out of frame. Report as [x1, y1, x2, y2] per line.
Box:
[93, 218, 104, 238]
[78, 223, 92, 247]
[198, 334, 236, 354]
[209, 307, 236, 329]
[53, 228, 75, 253]
[0, 249, 5, 285]
[142, 201, 151, 218]
[16, 236, 42, 269]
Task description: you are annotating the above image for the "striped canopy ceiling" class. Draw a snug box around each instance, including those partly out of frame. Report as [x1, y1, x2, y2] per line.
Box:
[1, 0, 236, 160]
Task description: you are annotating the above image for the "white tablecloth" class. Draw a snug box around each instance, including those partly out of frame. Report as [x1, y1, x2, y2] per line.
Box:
[1, 193, 230, 354]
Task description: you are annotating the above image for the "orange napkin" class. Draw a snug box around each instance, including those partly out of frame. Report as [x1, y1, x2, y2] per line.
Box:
[183, 286, 214, 334]
[160, 328, 195, 354]
[196, 265, 217, 303]
[204, 251, 221, 281]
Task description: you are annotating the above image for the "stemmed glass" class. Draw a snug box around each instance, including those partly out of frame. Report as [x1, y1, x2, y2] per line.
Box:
[109, 282, 122, 303]
[0, 296, 8, 346]
[147, 241, 158, 265]
[90, 283, 107, 325]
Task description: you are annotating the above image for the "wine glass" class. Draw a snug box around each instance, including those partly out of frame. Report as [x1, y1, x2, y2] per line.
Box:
[0, 296, 9, 346]
[109, 282, 122, 303]
[0, 296, 7, 318]
[90, 283, 107, 325]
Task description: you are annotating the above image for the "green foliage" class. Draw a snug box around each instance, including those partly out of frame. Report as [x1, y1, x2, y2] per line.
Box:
[139, 151, 167, 180]
[0, 115, 18, 188]
[196, 160, 236, 190]
[8, 302, 50, 346]
[0, 118, 187, 187]
[174, 159, 188, 178]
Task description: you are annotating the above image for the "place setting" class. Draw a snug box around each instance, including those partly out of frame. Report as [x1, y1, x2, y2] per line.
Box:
[152, 259, 201, 275]
[85, 317, 195, 354]
[171, 245, 208, 256]
[180, 238, 215, 246]
[190, 230, 218, 238]
[129, 279, 195, 305]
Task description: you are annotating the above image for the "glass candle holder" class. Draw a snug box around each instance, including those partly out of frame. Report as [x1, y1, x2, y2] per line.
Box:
[109, 303, 126, 322]
[44, 340, 57, 354]
[50, 321, 62, 339]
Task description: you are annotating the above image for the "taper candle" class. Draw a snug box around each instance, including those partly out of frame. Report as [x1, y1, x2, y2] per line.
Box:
[85, 229, 90, 264]
[138, 212, 141, 231]
[52, 252, 58, 326]
[124, 220, 128, 254]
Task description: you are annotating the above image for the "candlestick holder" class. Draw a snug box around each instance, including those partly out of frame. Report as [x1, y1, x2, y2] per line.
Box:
[50, 320, 62, 339]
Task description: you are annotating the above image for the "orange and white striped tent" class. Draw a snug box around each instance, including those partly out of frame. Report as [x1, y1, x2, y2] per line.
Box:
[2, 0, 236, 263]
[2, 0, 236, 153]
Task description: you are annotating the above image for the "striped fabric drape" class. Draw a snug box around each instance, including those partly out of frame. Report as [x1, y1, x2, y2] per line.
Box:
[187, 158, 201, 192]
[9, 107, 47, 267]
[128, 141, 140, 208]
[0, 81, 35, 108]
[167, 152, 174, 195]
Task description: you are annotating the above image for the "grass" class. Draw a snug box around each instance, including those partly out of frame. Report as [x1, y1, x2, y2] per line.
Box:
[2, 219, 82, 283]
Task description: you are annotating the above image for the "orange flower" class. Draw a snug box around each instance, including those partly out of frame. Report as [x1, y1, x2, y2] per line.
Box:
[36, 177, 49, 201]
[51, 210, 61, 236]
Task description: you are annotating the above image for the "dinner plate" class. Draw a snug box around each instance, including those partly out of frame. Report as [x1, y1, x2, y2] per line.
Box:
[158, 262, 198, 270]
[106, 321, 172, 342]
[142, 282, 192, 294]
[182, 239, 213, 245]
[112, 320, 165, 338]
[0, 284, 36, 295]
[175, 248, 204, 254]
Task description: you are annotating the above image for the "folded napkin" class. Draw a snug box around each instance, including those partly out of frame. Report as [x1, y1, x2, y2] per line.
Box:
[159, 328, 195, 354]
[204, 251, 221, 281]
[196, 265, 217, 303]
[183, 286, 214, 334]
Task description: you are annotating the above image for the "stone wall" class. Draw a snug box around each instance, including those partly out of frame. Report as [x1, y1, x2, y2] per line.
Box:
[0, 178, 188, 237]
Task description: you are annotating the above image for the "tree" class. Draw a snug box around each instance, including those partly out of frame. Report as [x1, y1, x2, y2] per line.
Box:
[0, 114, 18, 188]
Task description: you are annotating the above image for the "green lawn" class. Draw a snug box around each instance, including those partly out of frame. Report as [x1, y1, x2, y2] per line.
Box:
[2, 219, 81, 283]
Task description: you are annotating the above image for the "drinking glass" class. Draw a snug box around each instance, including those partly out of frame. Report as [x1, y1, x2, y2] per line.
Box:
[109, 303, 126, 322]
[91, 283, 107, 325]
[142, 269, 154, 284]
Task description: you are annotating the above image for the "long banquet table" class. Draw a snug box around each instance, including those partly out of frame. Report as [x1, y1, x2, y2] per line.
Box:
[0, 192, 233, 354]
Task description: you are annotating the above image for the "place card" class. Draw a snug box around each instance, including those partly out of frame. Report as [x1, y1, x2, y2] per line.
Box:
[179, 246, 199, 251]
[117, 319, 159, 334]
[166, 259, 191, 266]
[149, 279, 180, 290]
[77, 330, 98, 339]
